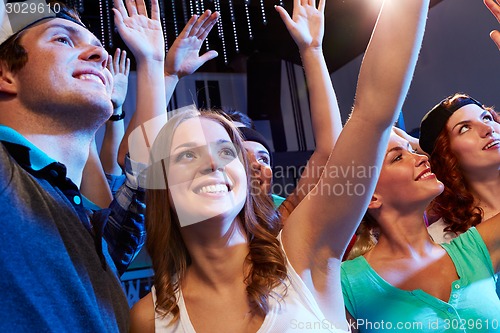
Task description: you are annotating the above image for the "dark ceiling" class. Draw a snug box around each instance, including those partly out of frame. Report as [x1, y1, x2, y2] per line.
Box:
[77, 0, 445, 73]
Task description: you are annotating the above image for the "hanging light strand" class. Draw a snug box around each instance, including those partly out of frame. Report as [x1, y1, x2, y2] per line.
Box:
[98, 0, 105, 47]
[189, 0, 194, 17]
[244, 0, 253, 40]
[260, 0, 267, 25]
[214, 0, 227, 64]
[194, 0, 200, 15]
[227, 0, 239, 53]
[172, 0, 179, 36]
[199, 0, 210, 51]
[75, 0, 84, 12]
[159, 0, 168, 52]
[104, 0, 113, 48]
[181, 0, 189, 24]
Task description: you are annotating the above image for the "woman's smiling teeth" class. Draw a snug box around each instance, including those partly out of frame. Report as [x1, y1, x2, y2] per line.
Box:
[483, 140, 500, 150]
[416, 171, 433, 180]
[198, 184, 229, 194]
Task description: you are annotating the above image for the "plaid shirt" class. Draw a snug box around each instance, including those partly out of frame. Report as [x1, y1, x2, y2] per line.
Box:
[103, 155, 146, 276]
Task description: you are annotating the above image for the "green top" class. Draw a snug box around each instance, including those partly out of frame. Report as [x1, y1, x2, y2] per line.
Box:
[272, 193, 286, 208]
[341, 228, 500, 332]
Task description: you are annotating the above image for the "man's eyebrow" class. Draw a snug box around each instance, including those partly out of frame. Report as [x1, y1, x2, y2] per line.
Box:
[43, 23, 103, 48]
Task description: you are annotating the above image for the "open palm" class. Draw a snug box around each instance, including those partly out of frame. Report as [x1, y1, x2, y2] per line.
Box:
[165, 10, 219, 78]
[275, 0, 325, 51]
[113, 0, 164, 62]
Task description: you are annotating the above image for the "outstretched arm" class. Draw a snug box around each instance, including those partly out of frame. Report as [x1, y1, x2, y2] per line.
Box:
[477, 210, 500, 273]
[81, 138, 113, 207]
[117, 10, 219, 165]
[281, 0, 429, 327]
[101, 48, 130, 175]
[275, 0, 342, 221]
[113, 0, 166, 165]
[81, 49, 130, 206]
[164, 10, 219, 102]
[485, 0, 500, 49]
[482, 0, 500, 273]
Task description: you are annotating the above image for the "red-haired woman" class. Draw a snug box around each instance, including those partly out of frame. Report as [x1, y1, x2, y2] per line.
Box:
[419, 94, 500, 243]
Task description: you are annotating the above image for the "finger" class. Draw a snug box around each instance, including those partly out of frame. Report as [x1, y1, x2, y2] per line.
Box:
[150, 0, 160, 21]
[179, 14, 198, 38]
[107, 54, 114, 73]
[192, 10, 211, 36]
[136, 0, 148, 16]
[490, 30, 500, 50]
[125, 58, 131, 76]
[113, 48, 121, 71]
[112, 0, 128, 21]
[293, 0, 300, 11]
[198, 12, 219, 40]
[275, 5, 294, 30]
[308, 0, 314, 8]
[119, 50, 128, 72]
[198, 50, 218, 64]
[125, 0, 138, 16]
[486, 0, 500, 23]
[318, 0, 325, 12]
[112, 8, 126, 33]
[300, 0, 308, 8]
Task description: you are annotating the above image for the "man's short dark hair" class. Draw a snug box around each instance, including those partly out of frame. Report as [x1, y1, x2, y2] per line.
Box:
[0, 2, 83, 73]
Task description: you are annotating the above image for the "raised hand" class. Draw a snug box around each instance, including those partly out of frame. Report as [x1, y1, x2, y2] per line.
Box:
[275, 0, 325, 51]
[113, 0, 164, 63]
[164, 10, 219, 78]
[108, 48, 131, 109]
[485, 0, 500, 50]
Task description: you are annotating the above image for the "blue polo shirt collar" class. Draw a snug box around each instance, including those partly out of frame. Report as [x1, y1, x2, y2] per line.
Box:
[0, 125, 56, 170]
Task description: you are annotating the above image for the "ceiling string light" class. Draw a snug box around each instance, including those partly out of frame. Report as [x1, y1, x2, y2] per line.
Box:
[199, 0, 210, 51]
[194, 0, 200, 15]
[189, 0, 194, 17]
[244, 0, 253, 40]
[98, 0, 105, 47]
[171, 0, 179, 36]
[227, 0, 239, 53]
[104, 0, 112, 48]
[181, 0, 189, 24]
[93, 0, 278, 66]
[159, 0, 168, 52]
[214, 0, 228, 64]
[260, 0, 267, 25]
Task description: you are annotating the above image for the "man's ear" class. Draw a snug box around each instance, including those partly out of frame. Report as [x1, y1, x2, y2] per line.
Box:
[0, 62, 17, 95]
[368, 193, 382, 210]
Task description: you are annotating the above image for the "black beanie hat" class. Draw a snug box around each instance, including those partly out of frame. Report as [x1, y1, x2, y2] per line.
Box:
[419, 96, 483, 155]
[238, 127, 273, 166]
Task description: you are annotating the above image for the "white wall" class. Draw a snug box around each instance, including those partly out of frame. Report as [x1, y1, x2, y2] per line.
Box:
[332, 0, 500, 132]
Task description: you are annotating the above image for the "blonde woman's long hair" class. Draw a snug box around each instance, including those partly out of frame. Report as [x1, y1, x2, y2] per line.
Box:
[346, 213, 379, 260]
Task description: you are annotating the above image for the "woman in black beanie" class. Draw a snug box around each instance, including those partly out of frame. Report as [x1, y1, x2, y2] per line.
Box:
[419, 94, 500, 244]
